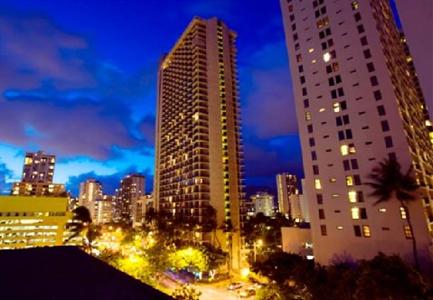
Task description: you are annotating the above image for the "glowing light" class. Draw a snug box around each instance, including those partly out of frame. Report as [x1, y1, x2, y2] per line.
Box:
[323, 52, 331, 62]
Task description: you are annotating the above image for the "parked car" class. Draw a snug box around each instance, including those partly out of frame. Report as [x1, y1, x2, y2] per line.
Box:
[227, 282, 244, 290]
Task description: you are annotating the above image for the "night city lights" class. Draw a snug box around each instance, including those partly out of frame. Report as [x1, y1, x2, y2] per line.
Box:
[0, 0, 432, 299]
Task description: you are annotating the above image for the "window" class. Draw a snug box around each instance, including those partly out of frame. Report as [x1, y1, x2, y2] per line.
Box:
[309, 137, 316, 147]
[296, 54, 302, 62]
[360, 208, 367, 219]
[343, 160, 350, 171]
[351, 207, 360, 219]
[366, 62, 375, 72]
[300, 76, 306, 84]
[316, 194, 323, 204]
[400, 207, 407, 219]
[374, 90, 382, 101]
[360, 36, 368, 46]
[351, 159, 359, 169]
[403, 225, 412, 239]
[348, 191, 357, 203]
[385, 136, 393, 148]
[362, 225, 371, 237]
[354, 12, 361, 22]
[315, 179, 322, 190]
[313, 165, 319, 175]
[320, 225, 327, 236]
[352, 1, 359, 10]
[370, 76, 379, 86]
[307, 124, 313, 133]
[357, 24, 365, 33]
[363, 49, 372, 59]
[305, 111, 312, 121]
[381, 120, 390, 132]
[323, 52, 331, 62]
[377, 105, 386, 116]
[302, 87, 308, 96]
[299, 65, 304, 72]
[319, 209, 325, 219]
[340, 144, 356, 156]
[304, 99, 309, 108]
[354, 225, 361, 237]
[311, 151, 317, 161]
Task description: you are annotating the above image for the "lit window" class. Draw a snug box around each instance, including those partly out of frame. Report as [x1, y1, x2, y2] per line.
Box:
[340, 145, 349, 156]
[337, 226, 343, 230]
[192, 112, 199, 122]
[378, 208, 387, 213]
[362, 225, 371, 237]
[319, 107, 326, 112]
[400, 207, 407, 219]
[346, 176, 354, 186]
[329, 178, 336, 183]
[403, 225, 412, 239]
[351, 1, 359, 10]
[351, 207, 360, 219]
[312, 59, 317, 64]
[308, 48, 315, 53]
[323, 52, 331, 62]
[315, 179, 322, 190]
[348, 191, 357, 203]
[333, 102, 340, 112]
[305, 111, 312, 121]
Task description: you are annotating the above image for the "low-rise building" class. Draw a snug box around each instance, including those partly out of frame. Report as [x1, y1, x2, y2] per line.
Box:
[12, 182, 66, 197]
[281, 226, 313, 259]
[0, 196, 71, 249]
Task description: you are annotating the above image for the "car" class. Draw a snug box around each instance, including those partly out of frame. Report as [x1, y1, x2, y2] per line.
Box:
[239, 288, 256, 298]
[227, 282, 244, 290]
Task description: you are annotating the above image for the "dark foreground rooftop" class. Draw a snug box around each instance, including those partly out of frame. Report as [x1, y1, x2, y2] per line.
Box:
[0, 246, 172, 300]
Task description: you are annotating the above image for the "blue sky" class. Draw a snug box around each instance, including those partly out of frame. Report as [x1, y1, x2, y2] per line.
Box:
[0, 0, 303, 196]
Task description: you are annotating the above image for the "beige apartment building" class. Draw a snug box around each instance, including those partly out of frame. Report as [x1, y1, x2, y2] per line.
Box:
[154, 17, 245, 271]
[281, 0, 433, 268]
[79, 179, 103, 221]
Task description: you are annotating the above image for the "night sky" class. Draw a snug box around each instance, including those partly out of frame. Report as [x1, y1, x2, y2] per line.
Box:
[0, 0, 303, 196]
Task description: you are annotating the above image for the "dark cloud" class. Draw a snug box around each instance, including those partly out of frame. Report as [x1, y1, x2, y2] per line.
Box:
[0, 12, 153, 160]
[66, 168, 153, 196]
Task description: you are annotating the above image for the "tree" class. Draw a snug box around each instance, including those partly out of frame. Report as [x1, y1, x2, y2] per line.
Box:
[366, 157, 420, 269]
[65, 206, 100, 253]
[354, 253, 428, 300]
[171, 284, 201, 300]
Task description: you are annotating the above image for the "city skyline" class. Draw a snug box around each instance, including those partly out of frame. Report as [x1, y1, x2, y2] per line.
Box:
[0, 0, 430, 198]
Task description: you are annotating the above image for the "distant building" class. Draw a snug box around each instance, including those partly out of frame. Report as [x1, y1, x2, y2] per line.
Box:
[251, 192, 275, 217]
[11, 151, 65, 197]
[133, 194, 154, 225]
[115, 174, 145, 224]
[0, 196, 71, 249]
[79, 179, 103, 220]
[281, 226, 313, 259]
[276, 173, 298, 216]
[94, 195, 114, 224]
[21, 151, 55, 183]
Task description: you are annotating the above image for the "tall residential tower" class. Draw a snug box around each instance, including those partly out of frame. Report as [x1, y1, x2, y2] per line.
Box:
[281, 0, 433, 267]
[154, 17, 244, 271]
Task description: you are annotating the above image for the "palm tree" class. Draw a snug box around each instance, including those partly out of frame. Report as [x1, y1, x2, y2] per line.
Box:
[65, 206, 97, 253]
[366, 157, 420, 269]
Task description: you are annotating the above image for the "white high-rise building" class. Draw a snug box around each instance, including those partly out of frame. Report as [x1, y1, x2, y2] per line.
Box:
[79, 179, 103, 220]
[251, 192, 275, 217]
[281, 0, 433, 268]
[276, 173, 298, 216]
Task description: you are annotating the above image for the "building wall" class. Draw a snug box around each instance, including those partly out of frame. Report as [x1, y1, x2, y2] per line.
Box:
[79, 179, 103, 221]
[281, 227, 312, 257]
[0, 196, 71, 249]
[22, 151, 56, 183]
[281, 0, 433, 268]
[116, 174, 145, 224]
[276, 173, 298, 216]
[94, 196, 113, 224]
[12, 182, 65, 197]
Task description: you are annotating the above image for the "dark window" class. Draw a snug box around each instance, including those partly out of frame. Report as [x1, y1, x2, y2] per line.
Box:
[304, 99, 310, 108]
[313, 165, 319, 175]
[354, 225, 362, 237]
[363, 49, 372, 59]
[293, 33, 298, 41]
[335, 75, 342, 84]
[354, 175, 362, 185]
[326, 65, 332, 73]
[351, 159, 359, 169]
[388, 152, 396, 160]
[385, 136, 393, 148]
[319, 31, 325, 39]
[357, 24, 365, 33]
[354, 12, 361, 22]
[370, 76, 379, 86]
[338, 131, 345, 140]
[360, 36, 368, 46]
[302, 87, 308, 96]
[316, 194, 323, 204]
[343, 160, 350, 171]
[319, 209, 325, 219]
[299, 65, 304, 73]
[360, 208, 368, 219]
[320, 225, 327, 236]
[341, 101, 347, 110]
[367, 62, 375, 72]
[345, 129, 353, 139]
[311, 151, 317, 160]
[329, 77, 335, 86]
[331, 89, 337, 99]
[374, 90, 382, 100]
[377, 105, 386, 116]
[357, 191, 364, 202]
[300, 76, 306, 84]
[338, 87, 344, 96]
[336, 116, 343, 126]
[381, 120, 390, 132]
[309, 137, 316, 147]
[343, 115, 350, 124]
[307, 124, 313, 133]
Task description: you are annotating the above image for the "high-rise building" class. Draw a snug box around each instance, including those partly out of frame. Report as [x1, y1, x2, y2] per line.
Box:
[11, 151, 65, 196]
[94, 195, 114, 224]
[276, 173, 299, 216]
[0, 196, 71, 249]
[281, 0, 433, 267]
[79, 179, 103, 220]
[115, 174, 145, 225]
[251, 192, 275, 217]
[154, 17, 244, 271]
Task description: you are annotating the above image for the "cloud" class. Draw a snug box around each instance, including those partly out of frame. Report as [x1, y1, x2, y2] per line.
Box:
[0, 159, 14, 194]
[0, 11, 153, 160]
